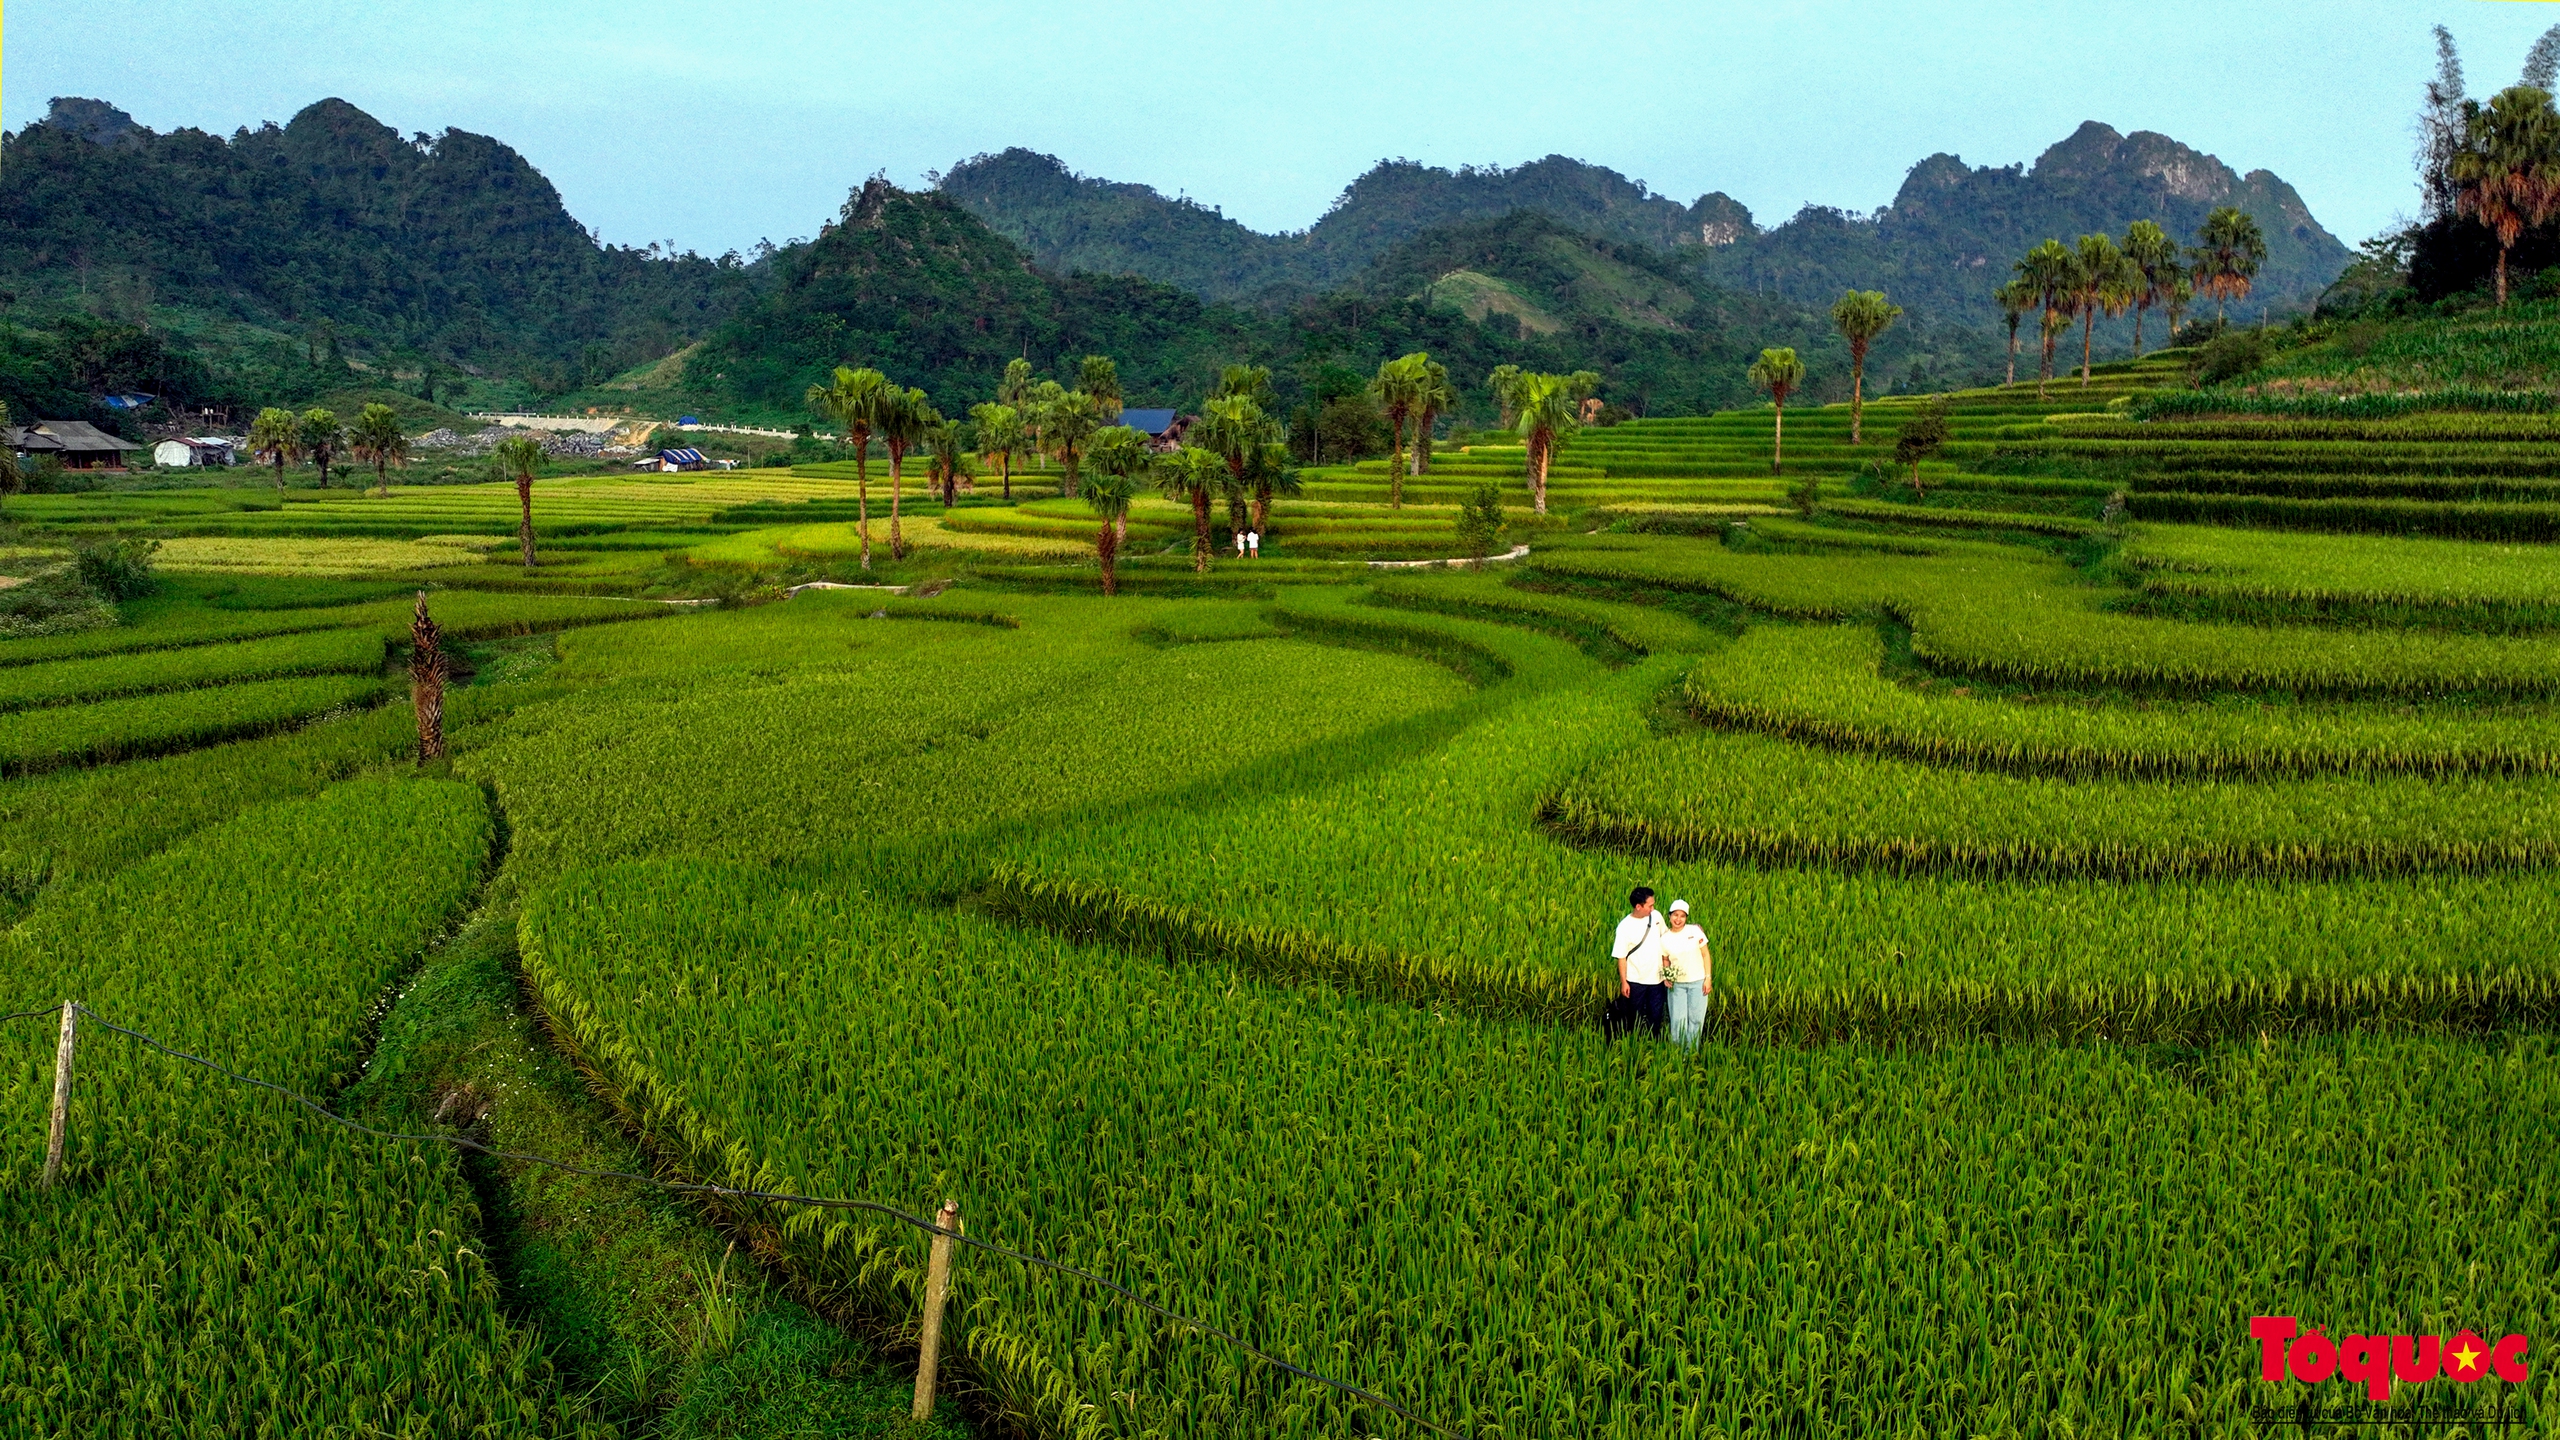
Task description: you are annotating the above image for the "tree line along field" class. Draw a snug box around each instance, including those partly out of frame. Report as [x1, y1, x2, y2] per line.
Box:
[2, 336, 2556, 1437]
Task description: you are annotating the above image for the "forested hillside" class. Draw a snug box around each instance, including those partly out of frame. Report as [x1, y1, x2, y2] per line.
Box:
[0, 98, 765, 396]
[941, 125, 2349, 334]
[940, 148, 1755, 303]
[1704, 122, 2350, 326]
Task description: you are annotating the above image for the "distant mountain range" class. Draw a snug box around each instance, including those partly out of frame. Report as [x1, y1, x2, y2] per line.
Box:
[0, 97, 2349, 433]
[936, 148, 1755, 301]
[941, 125, 2352, 327]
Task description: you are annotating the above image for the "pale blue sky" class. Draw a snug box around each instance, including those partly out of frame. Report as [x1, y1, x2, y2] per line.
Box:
[7, 2, 2559, 258]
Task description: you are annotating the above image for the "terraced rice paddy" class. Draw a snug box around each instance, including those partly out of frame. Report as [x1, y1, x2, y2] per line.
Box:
[3, 344, 2556, 1436]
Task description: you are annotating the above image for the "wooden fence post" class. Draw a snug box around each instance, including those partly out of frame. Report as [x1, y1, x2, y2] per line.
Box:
[911, 1198, 961, 1421]
[43, 1001, 75, 1188]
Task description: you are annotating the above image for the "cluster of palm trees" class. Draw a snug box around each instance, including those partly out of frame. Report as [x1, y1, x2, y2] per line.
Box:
[2446, 84, 2560, 305]
[1365, 353, 1454, 508]
[1079, 366, 1290, 591]
[1486, 363, 1600, 515]
[805, 364, 1077, 571]
[1996, 208, 2266, 394]
[247, 403, 408, 496]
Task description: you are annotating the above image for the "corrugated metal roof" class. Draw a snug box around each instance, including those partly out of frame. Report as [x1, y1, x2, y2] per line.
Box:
[661, 447, 707, 464]
[31, 420, 140, 451]
[1117, 408, 1178, 436]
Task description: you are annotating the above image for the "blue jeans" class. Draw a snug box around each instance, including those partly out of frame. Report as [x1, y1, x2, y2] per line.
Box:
[1667, 981, 1706, 1047]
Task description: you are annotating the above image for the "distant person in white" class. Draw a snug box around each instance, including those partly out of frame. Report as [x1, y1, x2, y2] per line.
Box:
[1246, 530, 1260, 558]
[1612, 885, 1668, 1036]
[1660, 900, 1712, 1048]
[1236, 531, 1248, 558]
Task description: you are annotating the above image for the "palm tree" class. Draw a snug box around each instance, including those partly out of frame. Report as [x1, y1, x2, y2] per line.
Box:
[2015, 240, 2079, 397]
[1745, 348, 1805, 475]
[2038, 308, 2073, 397]
[1042, 390, 1104, 499]
[805, 365, 893, 570]
[249, 407, 300, 493]
[1000, 357, 1034, 412]
[2164, 272, 2196, 342]
[2191, 206, 2269, 321]
[1215, 364, 1276, 407]
[350, 402, 407, 497]
[1247, 438, 1299, 536]
[1195, 392, 1278, 541]
[1514, 370, 1596, 513]
[1077, 355, 1123, 421]
[2451, 86, 2560, 306]
[926, 417, 973, 506]
[299, 408, 344, 488]
[1158, 445, 1225, 574]
[1025, 379, 1068, 474]
[1408, 359, 1454, 477]
[1829, 291, 1902, 443]
[2120, 220, 2178, 356]
[1488, 364, 1524, 427]
[1993, 278, 2035, 386]
[1082, 464, 1140, 595]
[880, 387, 934, 560]
[1369, 353, 1425, 508]
[970, 402, 1023, 500]
[493, 434, 546, 569]
[2069, 233, 2139, 386]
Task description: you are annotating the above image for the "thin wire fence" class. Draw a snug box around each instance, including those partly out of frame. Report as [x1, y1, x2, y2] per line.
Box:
[5, 1000, 1456, 1439]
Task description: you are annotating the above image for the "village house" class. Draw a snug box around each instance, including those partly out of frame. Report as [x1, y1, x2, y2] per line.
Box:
[8, 420, 144, 471]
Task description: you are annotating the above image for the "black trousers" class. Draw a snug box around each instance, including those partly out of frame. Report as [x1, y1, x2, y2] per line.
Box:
[1628, 981, 1669, 1035]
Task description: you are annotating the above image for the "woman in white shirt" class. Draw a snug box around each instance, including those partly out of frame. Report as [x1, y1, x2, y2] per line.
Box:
[1659, 900, 1712, 1048]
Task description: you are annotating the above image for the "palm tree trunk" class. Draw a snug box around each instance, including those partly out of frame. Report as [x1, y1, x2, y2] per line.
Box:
[273, 456, 286, 494]
[1849, 351, 1865, 444]
[1190, 488, 1212, 575]
[1096, 524, 1119, 596]
[1001, 453, 1012, 501]
[2005, 329, 2018, 387]
[1772, 401, 1785, 475]
[1062, 456, 1080, 501]
[855, 451, 872, 571]
[1416, 412, 1433, 474]
[2132, 305, 2146, 358]
[2081, 310, 2097, 386]
[1530, 431, 1550, 515]
[375, 460, 387, 498]
[889, 446, 906, 561]
[2497, 246, 2512, 306]
[1387, 413, 1406, 510]
[1252, 487, 1270, 535]
[516, 475, 536, 569]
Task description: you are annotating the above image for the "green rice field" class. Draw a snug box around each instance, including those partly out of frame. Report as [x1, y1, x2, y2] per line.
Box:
[1, 345, 2554, 1437]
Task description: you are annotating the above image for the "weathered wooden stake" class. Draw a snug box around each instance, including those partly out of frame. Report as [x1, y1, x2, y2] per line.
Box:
[43, 1000, 75, 1188]
[911, 1198, 961, 1421]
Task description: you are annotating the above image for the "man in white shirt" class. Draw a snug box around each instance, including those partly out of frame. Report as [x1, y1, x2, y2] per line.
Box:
[1612, 886, 1668, 1037]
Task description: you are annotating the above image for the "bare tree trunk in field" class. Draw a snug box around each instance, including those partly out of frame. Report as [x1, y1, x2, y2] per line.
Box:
[1387, 413, 1407, 509]
[1530, 432, 1551, 514]
[2132, 305, 2146, 358]
[516, 475, 536, 569]
[2081, 310, 2097, 386]
[1001, 453, 1012, 501]
[410, 592, 447, 763]
[1771, 402, 1785, 475]
[1096, 525, 1119, 596]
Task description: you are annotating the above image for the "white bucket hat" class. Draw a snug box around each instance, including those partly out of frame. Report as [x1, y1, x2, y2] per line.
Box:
[1669, 899, 1691, 913]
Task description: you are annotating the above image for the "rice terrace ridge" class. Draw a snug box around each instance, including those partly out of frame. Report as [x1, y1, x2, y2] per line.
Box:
[2, 4, 2559, 1437]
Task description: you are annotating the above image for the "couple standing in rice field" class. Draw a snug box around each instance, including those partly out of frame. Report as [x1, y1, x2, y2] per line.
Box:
[1610, 885, 1713, 1046]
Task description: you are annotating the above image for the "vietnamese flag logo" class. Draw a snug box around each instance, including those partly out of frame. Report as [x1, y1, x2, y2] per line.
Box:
[2254, 1317, 2530, 1401]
